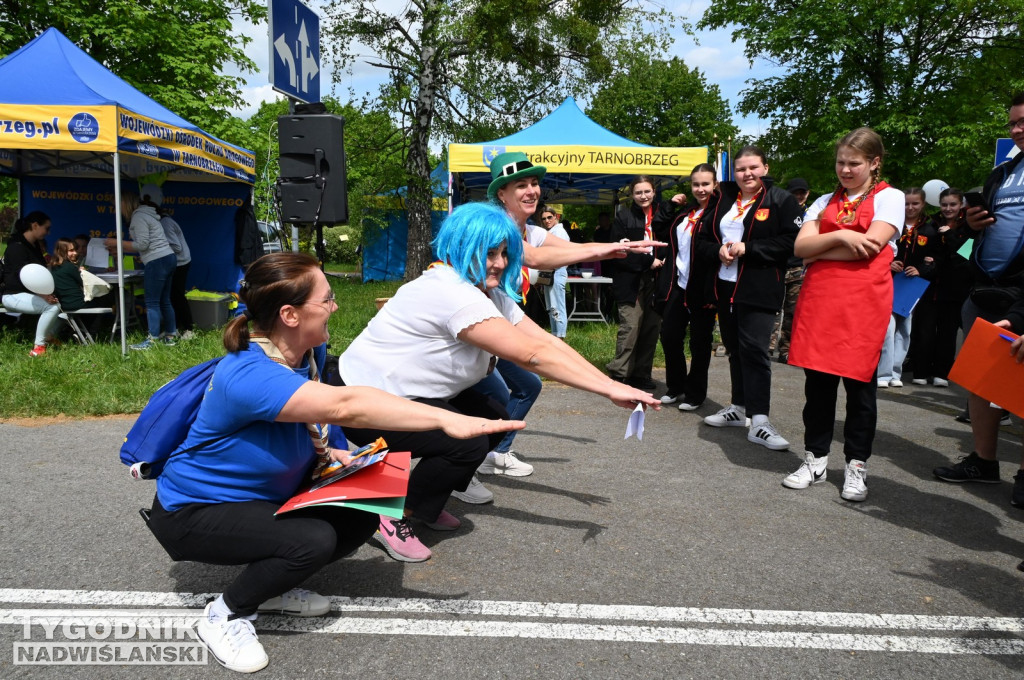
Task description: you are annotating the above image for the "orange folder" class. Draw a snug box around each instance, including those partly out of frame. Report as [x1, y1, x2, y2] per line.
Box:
[948, 320, 1024, 418]
[276, 451, 411, 515]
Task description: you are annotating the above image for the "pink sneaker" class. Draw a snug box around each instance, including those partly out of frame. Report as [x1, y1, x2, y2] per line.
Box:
[373, 516, 431, 562]
[423, 509, 461, 531]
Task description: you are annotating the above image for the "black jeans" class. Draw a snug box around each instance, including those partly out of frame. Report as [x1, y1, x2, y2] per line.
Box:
[659, 284, 713, 402]
[716, 281, 777, 416]
[148, 497, 378, 616]
[802, 368, 877, 461]
[341, 388, 508, 523]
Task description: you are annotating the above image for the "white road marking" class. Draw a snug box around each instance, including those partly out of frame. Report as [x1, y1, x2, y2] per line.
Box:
[1, 589, 1022, 655]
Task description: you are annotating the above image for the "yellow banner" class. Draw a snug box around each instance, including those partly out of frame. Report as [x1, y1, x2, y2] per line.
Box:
[0, 105, 117, 150]
[117, 109, 256, 181]
[449, 144, 708, 175]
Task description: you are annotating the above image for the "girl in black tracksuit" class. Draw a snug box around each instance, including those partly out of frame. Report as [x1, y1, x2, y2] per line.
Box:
[653, 163, 718, 410]
[693, 147, 802, 449]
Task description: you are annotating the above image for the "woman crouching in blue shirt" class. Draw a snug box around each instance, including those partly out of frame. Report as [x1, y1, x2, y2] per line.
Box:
[147, 252, 523, 673]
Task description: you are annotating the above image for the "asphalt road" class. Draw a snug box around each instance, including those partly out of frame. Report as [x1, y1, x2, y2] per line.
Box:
[1, 357, 1022, 679]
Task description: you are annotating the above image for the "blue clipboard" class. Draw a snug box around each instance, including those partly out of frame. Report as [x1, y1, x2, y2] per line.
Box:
[891, 273, 931, 317]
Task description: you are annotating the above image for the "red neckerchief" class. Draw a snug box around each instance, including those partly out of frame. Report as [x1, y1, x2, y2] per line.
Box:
[734, 185, 763, 219]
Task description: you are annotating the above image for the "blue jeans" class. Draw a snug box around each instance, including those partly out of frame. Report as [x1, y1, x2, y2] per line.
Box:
[143, 253, 178, 338]
[2, 292, 61, 345]
[473, 359, 542, 453]
[877, 313, 911, 382]
[545, 269, 568, 338]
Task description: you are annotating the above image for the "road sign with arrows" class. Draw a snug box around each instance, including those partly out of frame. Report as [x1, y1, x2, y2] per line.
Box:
[269, 0, 321, 103]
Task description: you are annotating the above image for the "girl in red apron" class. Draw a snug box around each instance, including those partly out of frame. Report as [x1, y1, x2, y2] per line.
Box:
[785, 128, 906, 502]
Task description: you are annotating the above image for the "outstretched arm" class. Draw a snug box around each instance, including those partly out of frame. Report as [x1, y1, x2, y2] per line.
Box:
[459, 316, 661, 410]
[278, 382, 526, 440]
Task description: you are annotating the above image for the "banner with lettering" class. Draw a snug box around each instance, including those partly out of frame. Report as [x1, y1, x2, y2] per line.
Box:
[21, 176, 249, 292]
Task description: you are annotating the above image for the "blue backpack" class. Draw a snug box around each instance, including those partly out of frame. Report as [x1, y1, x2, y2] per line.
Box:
[120, 357, 223, 479]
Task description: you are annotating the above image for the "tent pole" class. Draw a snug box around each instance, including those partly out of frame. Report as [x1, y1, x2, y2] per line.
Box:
[113, 151, 127, 355]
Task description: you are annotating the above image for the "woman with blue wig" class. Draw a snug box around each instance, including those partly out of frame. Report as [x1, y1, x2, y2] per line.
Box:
[338, 203, 659, 562]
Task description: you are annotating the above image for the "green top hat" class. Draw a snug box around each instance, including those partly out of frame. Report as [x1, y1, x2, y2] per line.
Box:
[487, 151, 546, 200]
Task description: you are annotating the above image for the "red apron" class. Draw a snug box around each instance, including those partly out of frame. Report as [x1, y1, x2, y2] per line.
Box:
[788, 183, 894, 382]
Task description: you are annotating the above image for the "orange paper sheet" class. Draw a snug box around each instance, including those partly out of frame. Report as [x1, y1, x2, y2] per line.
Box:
[276, 451, 411, 515]
[948, 320, 1024, 418]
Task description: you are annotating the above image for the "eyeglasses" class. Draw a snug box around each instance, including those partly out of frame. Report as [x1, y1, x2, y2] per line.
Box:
[499, 160, 534, 177]
[541, 215, 557, 222]
[305, 291, 336, 309]
[1005, 118, 1024, 132]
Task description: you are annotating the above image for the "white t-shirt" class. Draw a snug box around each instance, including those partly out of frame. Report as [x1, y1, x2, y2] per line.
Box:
[675, 208, 703, 290]
[717, 202, 747, 282]
[805, 186, 905, 254]
[524, 223, 547, 247]
[339, 266, 525, 400]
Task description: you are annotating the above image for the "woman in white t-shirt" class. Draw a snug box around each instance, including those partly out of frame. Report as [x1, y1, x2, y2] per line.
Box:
[785, 127, 905, 502]
[338, 203, 659, 563]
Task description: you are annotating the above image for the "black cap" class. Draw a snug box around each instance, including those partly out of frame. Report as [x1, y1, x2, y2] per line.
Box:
[787, 178, 809, 192]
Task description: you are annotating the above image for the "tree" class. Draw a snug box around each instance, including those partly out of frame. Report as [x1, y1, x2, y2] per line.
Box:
[0, 0, 265, 140]
[324, 0, 671, 279]
[587, 54, 738, 160]
[699, 0, 1024, 191]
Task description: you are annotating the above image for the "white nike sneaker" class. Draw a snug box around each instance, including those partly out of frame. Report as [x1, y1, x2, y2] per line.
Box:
[841, 459, 868, 502]
[783, 452, 828, 489]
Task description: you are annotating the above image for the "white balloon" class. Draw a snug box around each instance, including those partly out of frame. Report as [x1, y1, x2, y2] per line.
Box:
[922, 179, 949, 207]
[19, 263, 55, 295]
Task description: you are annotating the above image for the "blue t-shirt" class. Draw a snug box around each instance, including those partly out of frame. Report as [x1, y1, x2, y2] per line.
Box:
[156, 343, 332, 511]
[978, 165, 1024, 277]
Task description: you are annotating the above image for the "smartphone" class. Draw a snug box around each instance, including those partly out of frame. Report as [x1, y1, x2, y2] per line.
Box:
[964, 192, 988, 211]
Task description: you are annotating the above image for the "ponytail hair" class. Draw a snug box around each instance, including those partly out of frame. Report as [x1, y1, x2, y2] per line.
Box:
[13, 211, 50, 236]
[224, 252, 321, 353]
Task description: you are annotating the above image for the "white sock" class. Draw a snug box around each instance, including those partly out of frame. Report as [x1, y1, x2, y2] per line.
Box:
[208, 595, 233, 622]
[751, 414, 769, 427]
[732, 404, 746, 414]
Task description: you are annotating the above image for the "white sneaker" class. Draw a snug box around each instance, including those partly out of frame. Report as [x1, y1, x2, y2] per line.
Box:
[782, 452, 828, 489]
[704, 405, 749, 428]
[747, 420, 790, 450]
[180, 329, 196, 341]
[911, 378, 927, 385]
[932, 377, 949, 387]
[478, 450, 534, 476]
[660, 393, 680, 404]
[450, 475, 494, 504]
[841, 460, 868, 502]
[197, 603, 268, 673]
[257, 588, 330, 616]
[876, 379, 889, 388]
[678, 399, 702, 411]
[889, 379, 903, 388]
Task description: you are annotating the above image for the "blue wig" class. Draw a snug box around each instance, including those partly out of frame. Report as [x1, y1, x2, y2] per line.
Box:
[432, 202, 525, 301]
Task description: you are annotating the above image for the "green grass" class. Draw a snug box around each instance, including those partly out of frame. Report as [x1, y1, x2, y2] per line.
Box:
[0, 277, 666, 419]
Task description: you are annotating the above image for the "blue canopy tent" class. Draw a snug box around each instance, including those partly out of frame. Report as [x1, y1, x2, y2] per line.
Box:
[0, 28, 256, 351]
[361, 162, 448, 282]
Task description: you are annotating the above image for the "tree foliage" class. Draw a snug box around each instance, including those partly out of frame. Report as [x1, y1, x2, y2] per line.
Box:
[0, 0, 265, 141]
[587, 54, 738, 154]
[700, 0, 1024, 191]
[323, 0, 671, 279]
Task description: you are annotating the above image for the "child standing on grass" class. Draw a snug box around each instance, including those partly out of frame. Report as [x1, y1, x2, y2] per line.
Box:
[785, 128, 905, 502]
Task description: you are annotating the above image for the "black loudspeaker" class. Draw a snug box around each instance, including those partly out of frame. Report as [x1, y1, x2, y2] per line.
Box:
[276, 112, 347, 224]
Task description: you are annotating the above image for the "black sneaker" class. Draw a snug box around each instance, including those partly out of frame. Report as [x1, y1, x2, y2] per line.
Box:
[1013, 471, 1024, 507]
[954, 408, 970, 424]
[628, 376, 657, 390]
[933, 452, 1001, 484]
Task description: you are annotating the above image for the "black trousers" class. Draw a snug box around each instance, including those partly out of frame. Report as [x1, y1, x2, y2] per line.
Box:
[659, 283, 713, 402]
[802, 368, 877, 461]
[171, 263, 193, 331]
[342, 388, 508, 523]
[148, 497, 378, 616]
[716, 281, 777, 416]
